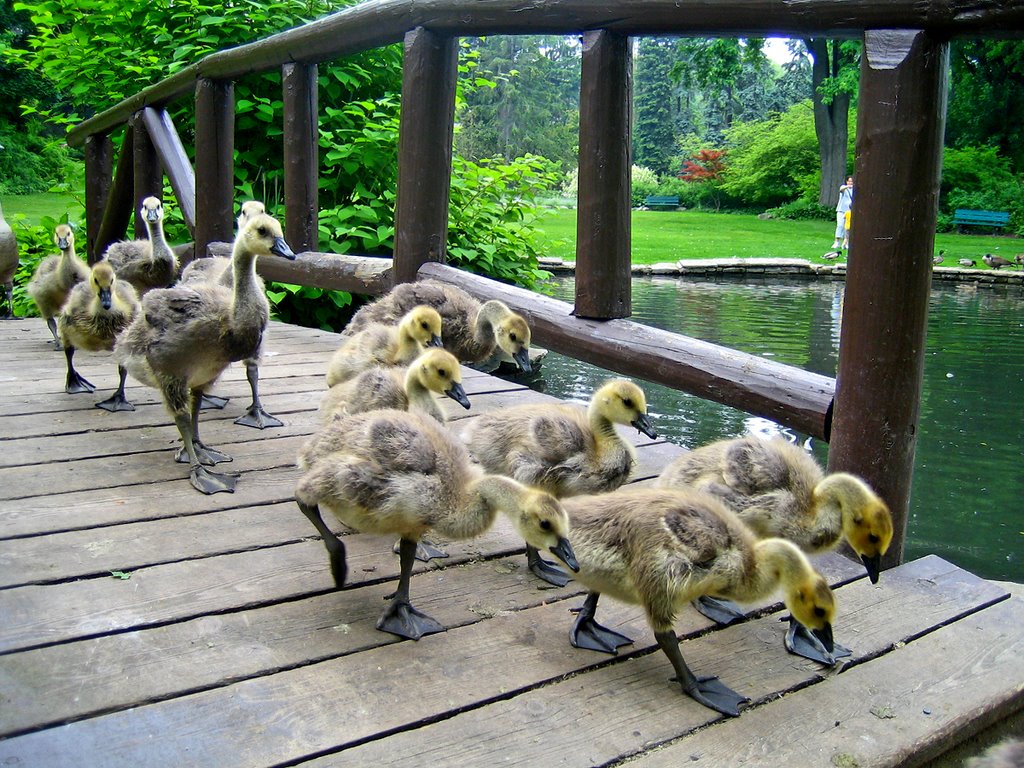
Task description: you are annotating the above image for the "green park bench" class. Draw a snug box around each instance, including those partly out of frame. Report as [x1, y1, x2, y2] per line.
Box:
[644, 195, 680, 210]
[952, 208, 1010, 233]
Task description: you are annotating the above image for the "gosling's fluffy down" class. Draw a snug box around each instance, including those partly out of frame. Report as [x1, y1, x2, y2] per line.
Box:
[341, 278, 532, 372]
[656, 436, 893, 582]
[0, 202, 18, 318]
[295, 408, 577, 639]
[462, 379, 657, 496]
[319, 348, 470, 424]
[325, 305, 443, 387]
[57, 261, 139, 409]
[27, 224, 90, 347]
[103, 196, 177, 295]
[562, 486, 836, 716]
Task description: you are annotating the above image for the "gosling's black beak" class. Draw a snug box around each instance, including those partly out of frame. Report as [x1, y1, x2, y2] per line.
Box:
[99, 287, 112, 311]
[813, 622, 834, 653]
[861, 553, 882, 584]
[512, 347, 532, 374]
[271, 237, 296, 260]
[550, 536, 579, 572]
[58, 237, 71, 250]
[632, 413, 658, 439]
[147, 208, 160, 223]
[428, 334, 444, 348]
[445, 382, 471, 410]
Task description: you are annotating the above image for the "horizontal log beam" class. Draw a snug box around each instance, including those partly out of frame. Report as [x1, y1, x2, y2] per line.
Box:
[417, 262, 836, 440]
[67, 0, 1024, 146]
[206, 243, 393, 296]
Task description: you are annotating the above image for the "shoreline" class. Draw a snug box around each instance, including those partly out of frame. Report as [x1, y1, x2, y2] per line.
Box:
[539, 256, 1024, 285]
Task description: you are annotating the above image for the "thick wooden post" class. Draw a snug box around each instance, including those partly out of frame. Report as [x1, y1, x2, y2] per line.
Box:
[827, 30, 948, 570]
[95, 126, 136, 258]
[393, 27, 458, 285]
[575, 30, 632, 319]
[283, 63, 319, 253]
[141, 107, 197, 232]
[83, 134, 113, 263]
[194, 79, 235, 262]
[131, 112, 162, 238]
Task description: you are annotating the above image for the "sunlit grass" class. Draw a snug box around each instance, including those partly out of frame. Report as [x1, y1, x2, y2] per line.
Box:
[0, 191, 83, 226]
[534, 207, 1021, 268]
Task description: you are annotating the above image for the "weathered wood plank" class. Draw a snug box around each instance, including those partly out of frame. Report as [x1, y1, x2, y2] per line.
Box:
[303, 556, 1011, 768]
[0, 556, 998, 767]
[0, 515, 555, 655]
[282, 63, 319, 252]
[626, 596, 1024, 768]
[0, 553, 581, 738]
[83, 133, 113, 263]
[132, 112, 162, 239]
[211, 243, 394, 295]
[94, 126, 135, 258]
[193, 78, 235, 264]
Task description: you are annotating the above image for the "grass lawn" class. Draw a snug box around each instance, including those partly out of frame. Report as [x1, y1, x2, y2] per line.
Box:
[534, 207, 1021, 269]
[0, 191, 83, 227]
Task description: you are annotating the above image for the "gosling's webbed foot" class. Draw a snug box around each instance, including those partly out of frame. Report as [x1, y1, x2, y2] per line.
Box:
[65, 372, 96, 394]
[675, 674, 750, 718]
[175, 442, 233, 466]
[234, 404, 284, 429]
[189, 464, 239, 494]
[784, 618, 851, 666]
[527, 545, 572, 587]
[393, 538, 449, 562]
[692, 595, 747, 626]
[95, 392, 135, 412]
[570, 610, 634, 655]
[376, 599, 446, 640]
[199, 394, 230, 410]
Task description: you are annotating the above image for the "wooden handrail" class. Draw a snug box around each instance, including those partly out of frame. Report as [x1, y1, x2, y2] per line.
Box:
[66, 0, 1024, 147]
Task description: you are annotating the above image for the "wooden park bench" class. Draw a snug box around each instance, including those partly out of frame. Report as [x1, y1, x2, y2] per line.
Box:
[644, 195, 680, 210]
[952, 208, 1010, 233]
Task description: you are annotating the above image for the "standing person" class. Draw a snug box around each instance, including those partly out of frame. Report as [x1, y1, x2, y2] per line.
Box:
[832, 176, 853, 250]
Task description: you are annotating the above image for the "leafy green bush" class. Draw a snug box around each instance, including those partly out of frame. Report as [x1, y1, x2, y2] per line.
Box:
[765, 199, 832, 221]
[937, 145, 1023, 232]
[631, 165, 660, 207]
[0, 123, 77, 194]
[266, 283, 353, 331]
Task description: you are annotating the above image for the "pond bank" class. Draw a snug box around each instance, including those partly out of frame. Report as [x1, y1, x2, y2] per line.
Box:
[539, 256, 1024, 285]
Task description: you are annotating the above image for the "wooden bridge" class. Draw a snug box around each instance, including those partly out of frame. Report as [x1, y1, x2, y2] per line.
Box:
[1, 317, 1021, 766]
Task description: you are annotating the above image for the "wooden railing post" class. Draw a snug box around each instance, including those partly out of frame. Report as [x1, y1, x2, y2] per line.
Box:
[194, 79, 235, 262]
[95, 126, 136, 258]
[283, 63, 319, 253]
[131, 112, 162, 238]
[393, 27, 458, 285]
[141, 107, 197, 233]
[83, 133, 113, 263]
[575, 30, 632, 319]
[827, 30, 949, 570]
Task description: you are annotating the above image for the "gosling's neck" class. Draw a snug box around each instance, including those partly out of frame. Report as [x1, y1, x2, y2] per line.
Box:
[145, 214, 175, 264]
[810, 475, 861, 551]
[403, 368, 444, 422]
[230, 247, 263, 320]
[736, 538, 811, 603]
[438, 473, 521, 540]
[473, 301, 506, 351]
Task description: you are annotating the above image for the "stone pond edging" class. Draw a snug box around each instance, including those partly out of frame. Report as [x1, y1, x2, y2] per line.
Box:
[537, 256, 1024, 285]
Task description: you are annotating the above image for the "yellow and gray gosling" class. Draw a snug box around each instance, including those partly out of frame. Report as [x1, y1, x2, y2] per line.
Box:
[27, 224, 90, 349]
[295, 408, 577, 640]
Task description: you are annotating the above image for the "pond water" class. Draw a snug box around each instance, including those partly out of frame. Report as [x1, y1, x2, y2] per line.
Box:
[530, 275, 1024, 583]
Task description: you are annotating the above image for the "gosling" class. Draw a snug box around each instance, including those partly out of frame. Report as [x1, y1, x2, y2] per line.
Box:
[103, 196, 177, 295]
[27, 224, 90, 349]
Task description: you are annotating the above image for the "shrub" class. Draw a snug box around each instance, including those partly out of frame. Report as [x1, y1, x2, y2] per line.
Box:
[0, 124, 77, 194]
[765, 199, 832, 221]
[631, 165, 660, 207]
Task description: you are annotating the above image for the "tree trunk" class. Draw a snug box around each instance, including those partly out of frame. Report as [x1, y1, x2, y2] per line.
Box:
[806, 38, 851, 208]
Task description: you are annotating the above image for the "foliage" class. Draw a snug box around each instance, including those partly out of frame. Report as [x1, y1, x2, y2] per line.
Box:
[456, 36, 580, 171]
[947, 41, 1024, 174]
[764, 198, 832, 221]
[720, 100, 848, 208]
[0, 122, 77, 194]
[937, 145, 1023, 232]
[630, 165, 661, 208]
[266, 282, 353, 332]
[678, 149, 727, 182]
[633, 38, 679, 175]
[447, 154, 560, 287]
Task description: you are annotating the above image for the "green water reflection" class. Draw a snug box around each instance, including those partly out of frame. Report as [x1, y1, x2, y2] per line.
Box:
[533, 276, 1024, 583]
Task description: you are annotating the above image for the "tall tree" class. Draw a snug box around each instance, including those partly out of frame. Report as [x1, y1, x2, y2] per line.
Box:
[633, 37, 677, 174]
[802, 38, 858, 207]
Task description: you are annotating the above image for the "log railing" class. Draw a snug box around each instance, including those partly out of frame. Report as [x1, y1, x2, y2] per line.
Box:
[68, 0, 1024, 567]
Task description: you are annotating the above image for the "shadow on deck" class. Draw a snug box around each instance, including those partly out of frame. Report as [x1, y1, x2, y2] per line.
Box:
[0, 319, 1020, 767]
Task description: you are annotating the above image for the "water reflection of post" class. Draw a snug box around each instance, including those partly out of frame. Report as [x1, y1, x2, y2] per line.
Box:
[827, 30, 948, 572]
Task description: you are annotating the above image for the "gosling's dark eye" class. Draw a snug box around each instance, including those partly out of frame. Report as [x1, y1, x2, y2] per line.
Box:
[868, 534, 880, 544]
[437, 369, 448, 378]
[813, 607, 826, 618]
[539, 520, 552, 531]
[623, 398, 634, 409]
[257, 226, 268, 237]
[509, 333, 517, 342]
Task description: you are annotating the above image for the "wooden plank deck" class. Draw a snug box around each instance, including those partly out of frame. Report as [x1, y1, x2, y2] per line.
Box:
[0, 318, 1020, 767]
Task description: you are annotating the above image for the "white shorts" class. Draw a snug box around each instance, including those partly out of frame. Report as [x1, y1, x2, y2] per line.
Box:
[835, 211, 848, 239]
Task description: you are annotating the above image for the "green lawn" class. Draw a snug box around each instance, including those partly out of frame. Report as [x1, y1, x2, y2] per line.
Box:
[534, 208, 1020, 268]
[0, 191, 83, 227]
